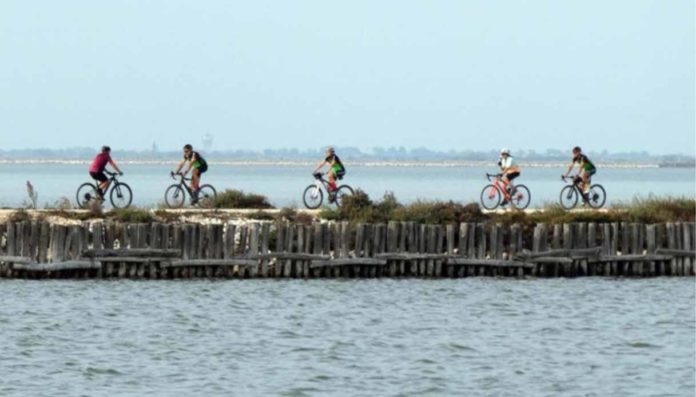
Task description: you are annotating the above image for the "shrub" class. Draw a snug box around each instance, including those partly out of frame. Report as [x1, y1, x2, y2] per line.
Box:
[109, 208, 154, 223]
[213, 190, 274, 209]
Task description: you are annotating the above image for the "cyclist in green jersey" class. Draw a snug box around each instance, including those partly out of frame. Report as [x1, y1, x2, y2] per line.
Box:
[172, 144, 208, 203]
[563, 146, 596, 198]
[314, 147, 346, 195]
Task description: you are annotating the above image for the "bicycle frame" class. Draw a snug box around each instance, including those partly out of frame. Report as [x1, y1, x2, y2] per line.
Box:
[486, 174, 512, 199]
[563, 176, 585, 197]
[312, 173, 333, 196]
[172, 173, 196, 197]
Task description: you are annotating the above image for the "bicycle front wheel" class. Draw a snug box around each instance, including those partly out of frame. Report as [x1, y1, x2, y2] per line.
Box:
[164, 185, 186, 209]
[334, 185, 354, 207]
[510, 185, 531, 210]
[110, 182, 133, 209]
[587, 184, 607, 209]
[480, 185, 501, 210]
[197, 184, 217, 208]
[303, 185, 323, 209]
[559, 185, 578, 209]
[76, 183, 99, 209]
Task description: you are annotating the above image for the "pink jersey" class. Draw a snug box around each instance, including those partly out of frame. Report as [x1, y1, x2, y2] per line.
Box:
[89, 153, 112, 173]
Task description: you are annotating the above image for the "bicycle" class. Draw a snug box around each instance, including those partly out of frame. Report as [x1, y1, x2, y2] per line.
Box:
[303, 172, 354, 209]
[76, 170, 133, 209]
[480, 173, 531, 210]
[164, 172, 217, 208]
[559, 176, 606, 209]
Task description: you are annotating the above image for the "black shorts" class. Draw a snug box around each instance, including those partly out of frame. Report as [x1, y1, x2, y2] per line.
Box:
[335, 170, 346, 180]
[504, 172, 520, 181]
[90, 171, 108, 183]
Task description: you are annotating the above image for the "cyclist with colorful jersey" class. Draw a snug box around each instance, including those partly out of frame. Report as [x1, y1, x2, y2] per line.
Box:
[313, 147, 345, 195]
[89, 146, 123, 199]
[498, 148, 521, 205]
[172, 144, 208, 203]
[563, 146, 596, 199]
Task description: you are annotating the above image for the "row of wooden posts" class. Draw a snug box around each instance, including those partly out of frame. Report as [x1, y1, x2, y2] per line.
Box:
[0, 221, 693, 279]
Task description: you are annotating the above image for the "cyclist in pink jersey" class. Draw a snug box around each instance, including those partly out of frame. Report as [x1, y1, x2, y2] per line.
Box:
[89, 146, 123, 198]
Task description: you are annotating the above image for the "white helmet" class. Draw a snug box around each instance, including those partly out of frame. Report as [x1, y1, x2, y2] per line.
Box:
[500, 148, 510, 155]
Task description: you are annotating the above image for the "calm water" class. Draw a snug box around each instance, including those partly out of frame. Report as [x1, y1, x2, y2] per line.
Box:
[0, 163, 694, 208]
[0, 279, 693, 396]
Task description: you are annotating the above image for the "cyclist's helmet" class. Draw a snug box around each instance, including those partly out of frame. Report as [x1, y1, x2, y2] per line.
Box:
[101, 146, 111, 153]
[500, 148, 510, 155]
[327, 146, 335, 154]
[573, 146, 581, 153]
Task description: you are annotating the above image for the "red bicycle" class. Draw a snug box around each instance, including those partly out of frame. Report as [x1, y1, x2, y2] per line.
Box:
[480, 173, 531, 210]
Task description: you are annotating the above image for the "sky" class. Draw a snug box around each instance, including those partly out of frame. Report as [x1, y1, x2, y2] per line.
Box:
[1, 0, 694, 154]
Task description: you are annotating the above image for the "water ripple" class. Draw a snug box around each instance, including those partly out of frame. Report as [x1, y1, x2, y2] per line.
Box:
[0, 278, 693, 396]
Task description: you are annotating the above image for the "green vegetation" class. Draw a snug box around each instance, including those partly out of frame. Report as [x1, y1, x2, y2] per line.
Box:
[320, 191, 695, 225]
[108, 208, 155, 223]
[213, 190, 274, 209]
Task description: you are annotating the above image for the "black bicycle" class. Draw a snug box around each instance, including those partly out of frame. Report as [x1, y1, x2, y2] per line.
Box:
[560, 175, 606, 209]
[76, 171, 133, 209]
[164, 172, 217, 208]
[303, 173, 354, 209]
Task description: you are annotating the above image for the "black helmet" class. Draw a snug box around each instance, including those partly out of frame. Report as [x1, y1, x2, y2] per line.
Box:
[101, 146, 111, 152]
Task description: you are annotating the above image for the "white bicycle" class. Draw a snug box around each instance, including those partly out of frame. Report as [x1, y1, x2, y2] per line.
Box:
[302, 173, 354, 209]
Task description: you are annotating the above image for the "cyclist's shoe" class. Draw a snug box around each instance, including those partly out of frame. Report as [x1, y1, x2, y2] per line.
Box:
[500, 198, 509, 206]
[328, 194, 336, 204]
[96, 189, 105, 200]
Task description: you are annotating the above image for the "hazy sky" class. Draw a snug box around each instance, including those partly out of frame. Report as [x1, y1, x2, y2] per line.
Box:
[1, 1, 694, 154]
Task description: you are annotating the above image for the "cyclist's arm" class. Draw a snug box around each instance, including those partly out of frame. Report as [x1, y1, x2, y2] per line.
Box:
[173, 159, 187, 174]
[313, 160, 327, 173]
[108, 159, 123, 174]
[563, 162, 575, 177]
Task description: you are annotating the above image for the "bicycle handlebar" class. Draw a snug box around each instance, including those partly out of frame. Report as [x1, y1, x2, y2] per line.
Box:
[171, 172, 191, 181]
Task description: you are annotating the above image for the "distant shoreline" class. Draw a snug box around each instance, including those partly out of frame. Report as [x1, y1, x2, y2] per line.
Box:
[0, 159, 672, 168]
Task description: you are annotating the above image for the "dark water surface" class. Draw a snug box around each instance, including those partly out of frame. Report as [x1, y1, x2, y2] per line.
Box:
[0, 279, 693, 396]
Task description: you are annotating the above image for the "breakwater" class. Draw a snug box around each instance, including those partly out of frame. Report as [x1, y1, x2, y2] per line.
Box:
[0, 221, 693, 279]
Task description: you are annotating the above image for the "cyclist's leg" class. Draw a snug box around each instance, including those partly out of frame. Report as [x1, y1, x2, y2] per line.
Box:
[92, 172, 109, 197]
[500, 174, 511, 197]
[327, 169, 337, 191]
[581, 170, 591, 194]
[192, 168, 201, 193]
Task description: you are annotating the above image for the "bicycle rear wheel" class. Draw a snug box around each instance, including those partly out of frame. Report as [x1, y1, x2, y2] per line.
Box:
[76, 183, 99, 209]
[559, 185, 578, 209]
[480, 185, 501, 210]
[197, 185, 217, 208]
[303, 185, 323, 209]
[110, 182, 133, 209]
[510, 185, 531, 210]
[334, 185, 354, 207]
[587, 184, 607, 209]
[164, 185, 186, 209]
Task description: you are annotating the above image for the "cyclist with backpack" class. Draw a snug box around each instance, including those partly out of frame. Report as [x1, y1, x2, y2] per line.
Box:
[563, 146, 597, 200]
[172, 144, 208, 203]
[313, 147, 345, 199]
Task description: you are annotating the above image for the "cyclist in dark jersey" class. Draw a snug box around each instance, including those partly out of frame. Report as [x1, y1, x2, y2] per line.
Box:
[313, 147, 345, 194]
[563, 146, 596, 199]
[172, 144, 208, 203]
